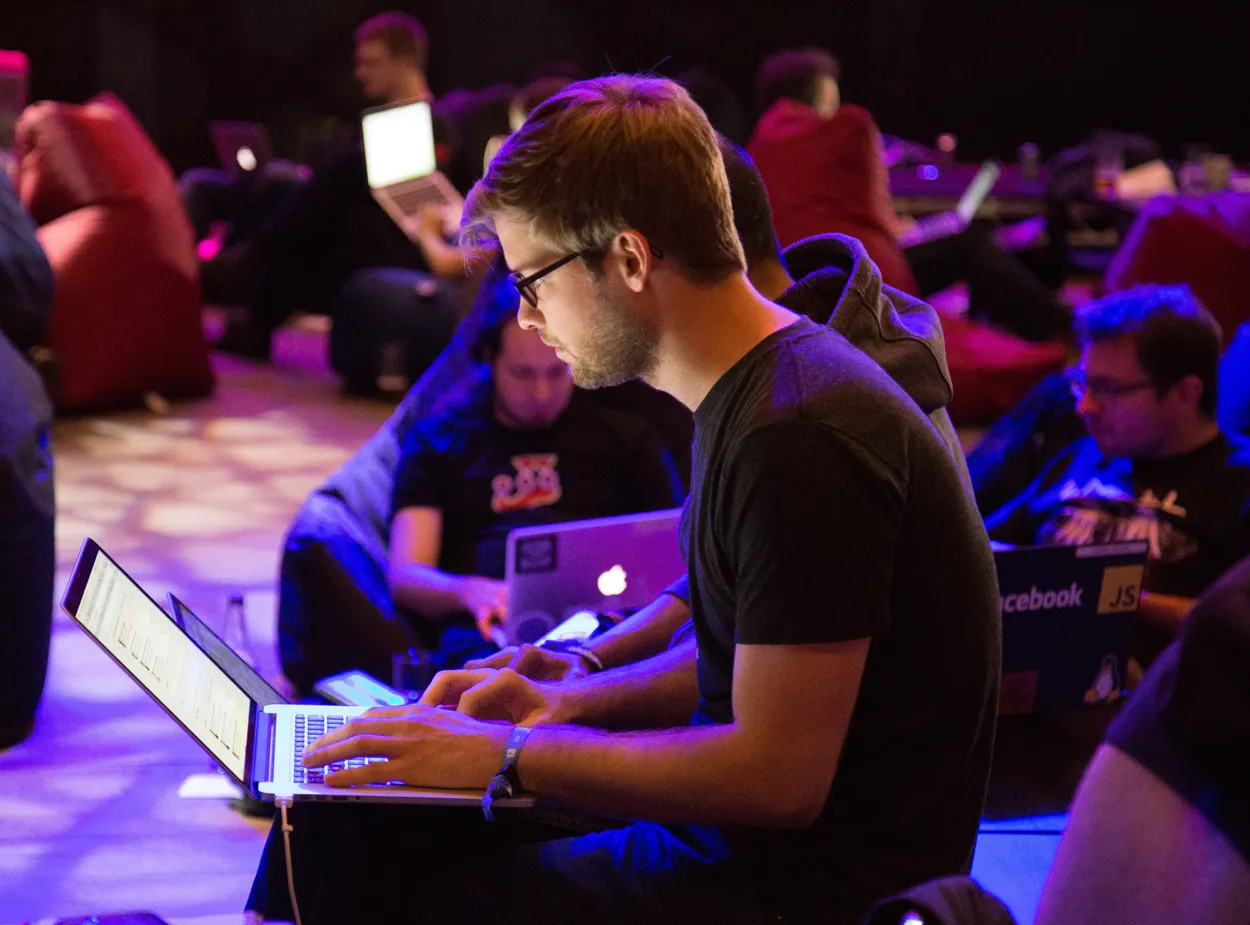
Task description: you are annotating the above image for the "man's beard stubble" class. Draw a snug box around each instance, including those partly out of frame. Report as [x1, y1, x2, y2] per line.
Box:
[568, 283, 661, 390]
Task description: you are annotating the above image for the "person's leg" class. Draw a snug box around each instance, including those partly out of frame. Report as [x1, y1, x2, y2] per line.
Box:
[907, 225, 1070, 342]
[178, 167, 238, 240]
[247, 803, 778, 924]
[224, 160, 309, 248]
[329, 268, 462, 396]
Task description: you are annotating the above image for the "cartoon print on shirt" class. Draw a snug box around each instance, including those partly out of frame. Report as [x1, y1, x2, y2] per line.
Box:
[1040, 478, 1199, 564]
[491, 454, 562, 514]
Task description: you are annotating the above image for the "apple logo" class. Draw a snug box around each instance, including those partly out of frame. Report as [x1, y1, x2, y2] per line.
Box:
[597, 565, 628, 597]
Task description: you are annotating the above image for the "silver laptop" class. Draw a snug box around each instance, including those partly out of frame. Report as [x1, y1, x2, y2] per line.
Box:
[61, 538, 532, 807]
[362, 99, 459, 228]
[209, 120, 273, 174]
[900, 159, 1002, 247]
[505, 509, 686, 645]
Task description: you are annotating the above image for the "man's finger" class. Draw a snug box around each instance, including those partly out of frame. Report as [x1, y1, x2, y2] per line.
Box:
[457, 669, 534, 722]
[466, 648, 518, 670]
[303, 733, 404, 768]
[324, 760, 408, 788]
[513, 644, 560, 679]
[419, 669, 496, 707]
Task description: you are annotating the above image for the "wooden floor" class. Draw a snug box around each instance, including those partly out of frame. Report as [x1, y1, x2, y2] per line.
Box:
[0, 320, 1068, 925]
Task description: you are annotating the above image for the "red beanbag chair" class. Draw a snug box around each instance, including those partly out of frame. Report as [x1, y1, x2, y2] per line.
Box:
[1105, 193, 1250, 338]
[15, 93, 213, 411]
[942, 315, 1068, 426]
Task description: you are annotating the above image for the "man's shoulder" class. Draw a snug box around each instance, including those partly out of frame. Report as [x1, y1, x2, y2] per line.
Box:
[724, 324, 937, 472]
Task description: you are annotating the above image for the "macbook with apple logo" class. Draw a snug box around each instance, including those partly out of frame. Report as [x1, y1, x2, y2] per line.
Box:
[504, 509, 686, 646]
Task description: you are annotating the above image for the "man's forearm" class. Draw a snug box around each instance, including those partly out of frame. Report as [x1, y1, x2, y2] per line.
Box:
[560, 642, 698, 729]
[588, 591, 691, 671]
[516, 719, 818, 828]
[1137, 591, 1195, 633]
[389, 563, 465, 618]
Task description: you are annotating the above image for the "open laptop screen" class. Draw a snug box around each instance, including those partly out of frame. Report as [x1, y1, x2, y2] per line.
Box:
[362, 100, 437, 189]
[955, 160, 1001, 224]
[68, 545, 253, 781]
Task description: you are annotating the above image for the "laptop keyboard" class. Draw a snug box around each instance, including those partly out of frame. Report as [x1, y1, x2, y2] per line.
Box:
[391, 182, 450, 215]
[291, 712, 388, 785]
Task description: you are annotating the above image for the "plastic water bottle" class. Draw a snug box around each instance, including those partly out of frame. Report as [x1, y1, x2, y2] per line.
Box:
[223, 594, 255, 666]
[1019, 142, 1040, 181]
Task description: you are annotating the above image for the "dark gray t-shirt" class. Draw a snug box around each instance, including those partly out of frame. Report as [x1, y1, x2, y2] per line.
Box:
[683, 317, 1001, 922]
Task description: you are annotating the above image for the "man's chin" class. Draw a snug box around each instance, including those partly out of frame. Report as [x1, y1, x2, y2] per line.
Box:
[570, 361, 641, 391]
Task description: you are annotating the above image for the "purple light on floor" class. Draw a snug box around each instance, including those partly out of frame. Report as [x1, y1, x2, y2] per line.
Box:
[919, 164, 940, 181]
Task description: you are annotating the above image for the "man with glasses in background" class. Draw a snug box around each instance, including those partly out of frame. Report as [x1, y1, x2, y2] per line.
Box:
[986, 285, 1250, 658]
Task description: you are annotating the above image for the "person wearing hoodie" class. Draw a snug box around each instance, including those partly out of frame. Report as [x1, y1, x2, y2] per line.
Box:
[472, 137, 975, 682]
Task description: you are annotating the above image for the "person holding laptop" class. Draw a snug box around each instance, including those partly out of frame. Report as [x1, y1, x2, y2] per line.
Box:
[985, 286, 1250, 660]
[246, 75, 1000, 925]
[747, 47, 1070, 343]
[213, 11, 465, 360]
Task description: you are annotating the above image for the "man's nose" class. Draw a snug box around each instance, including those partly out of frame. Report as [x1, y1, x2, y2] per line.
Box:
[533, 377, 552, 402]
[516, 302, 540, 331]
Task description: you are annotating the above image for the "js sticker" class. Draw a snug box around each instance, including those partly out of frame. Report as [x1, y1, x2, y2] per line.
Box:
[1097, 565, 1145, 614]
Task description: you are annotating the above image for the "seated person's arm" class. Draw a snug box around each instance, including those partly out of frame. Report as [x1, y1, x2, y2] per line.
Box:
[406, 203, 466, 279]
[590, 578, 692, 670]
[1136, 591, 1195, 632]
[389, 506, 506, 640]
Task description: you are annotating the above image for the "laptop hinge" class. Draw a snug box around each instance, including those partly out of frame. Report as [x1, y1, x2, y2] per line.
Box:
[252, 709, 276, 789]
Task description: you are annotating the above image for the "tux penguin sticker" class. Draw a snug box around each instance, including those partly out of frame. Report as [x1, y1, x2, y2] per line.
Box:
[1084, 654, 1122, 705]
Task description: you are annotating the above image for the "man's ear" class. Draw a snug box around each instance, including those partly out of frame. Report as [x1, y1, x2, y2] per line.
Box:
[1172, 373, 1206, 412]
[612, 229, 658, 294]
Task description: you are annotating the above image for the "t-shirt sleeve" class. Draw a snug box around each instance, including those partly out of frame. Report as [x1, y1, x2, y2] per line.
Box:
[664, 573, 691, 603]
[390, 423, 448, 519]
[725, 422, 905, 645]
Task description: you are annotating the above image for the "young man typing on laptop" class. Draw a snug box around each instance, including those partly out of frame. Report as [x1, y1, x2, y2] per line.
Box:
[247, 76, 1001, 925]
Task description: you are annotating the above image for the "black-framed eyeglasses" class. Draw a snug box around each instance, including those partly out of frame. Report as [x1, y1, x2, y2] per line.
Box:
[509, 252, 583, 309]
[509, 243, 665, 309]
[1064, 367, 1156, 402]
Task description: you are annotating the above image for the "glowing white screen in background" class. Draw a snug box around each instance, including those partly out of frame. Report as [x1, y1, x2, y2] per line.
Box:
[362, 101, 437, 188]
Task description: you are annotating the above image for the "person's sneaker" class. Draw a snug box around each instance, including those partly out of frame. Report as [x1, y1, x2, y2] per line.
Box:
[215, 315, 273, 361]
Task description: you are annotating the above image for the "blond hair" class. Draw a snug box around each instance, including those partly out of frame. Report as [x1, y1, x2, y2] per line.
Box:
[462, 75, 745, 285]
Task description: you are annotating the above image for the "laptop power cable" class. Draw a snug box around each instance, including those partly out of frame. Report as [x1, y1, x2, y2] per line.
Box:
[275, 797, 304, 925]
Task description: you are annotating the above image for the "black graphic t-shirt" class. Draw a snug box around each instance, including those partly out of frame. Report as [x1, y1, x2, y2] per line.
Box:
[391, 389, 682, 580]
[684, 317, 1001, 923]
[985, 434, 1250, 599]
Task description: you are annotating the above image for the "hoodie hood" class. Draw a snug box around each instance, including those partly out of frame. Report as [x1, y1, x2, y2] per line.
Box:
[780, 233, 953, 415]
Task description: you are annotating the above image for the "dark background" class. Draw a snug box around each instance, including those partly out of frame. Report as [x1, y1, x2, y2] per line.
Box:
[5, 0, 1248, 171]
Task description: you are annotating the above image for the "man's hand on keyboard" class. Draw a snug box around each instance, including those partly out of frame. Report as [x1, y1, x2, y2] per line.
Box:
[466, 644, 587, 682]
[421, 667, 573, 726]
[302, 704, 509, 789]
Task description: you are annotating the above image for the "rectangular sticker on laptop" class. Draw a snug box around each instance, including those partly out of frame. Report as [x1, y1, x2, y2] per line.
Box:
[515, 535, 558, 575]
[1097, 564, 1145, 615]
